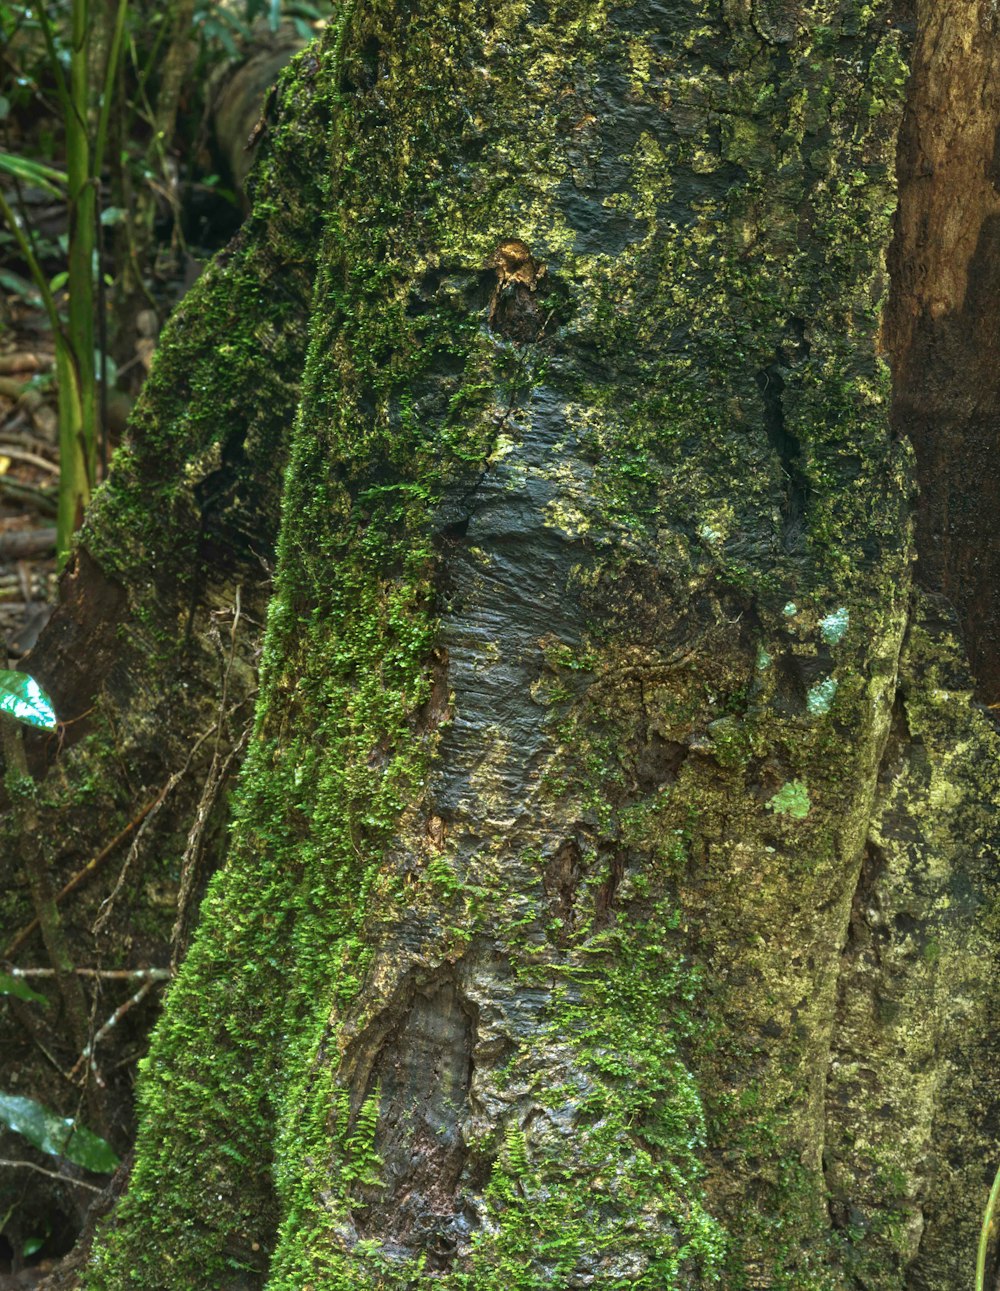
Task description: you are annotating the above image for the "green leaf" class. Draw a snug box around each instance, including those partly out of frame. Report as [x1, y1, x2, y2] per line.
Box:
[0, 1093, 120, 1173]
[0, 973, 48, 1006]
[0, 268, 42, 306]
[22, 1237, 43, 1257]
[0, 152, 68, 197]
[96, 349, 118, 386]
[0, 671, 58, 730]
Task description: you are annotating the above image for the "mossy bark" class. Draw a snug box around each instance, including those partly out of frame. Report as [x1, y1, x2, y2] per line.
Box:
[0, 39, 336, 1247]
[9, 1, 1000, 1288]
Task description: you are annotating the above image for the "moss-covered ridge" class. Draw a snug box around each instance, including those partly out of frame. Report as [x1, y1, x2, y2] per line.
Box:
[86, 1, 922, 1287]
[822, 596, 1000, 1288]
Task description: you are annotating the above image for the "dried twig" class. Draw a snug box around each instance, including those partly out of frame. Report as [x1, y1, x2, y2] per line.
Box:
[0, 1158, 102, 1192]
[0, 716, 90, 1056]
[69, 977, 163, 1084]
[171, 723, 249, 964]
[172, 589, 252, 961]
[91, 724, 215, 935]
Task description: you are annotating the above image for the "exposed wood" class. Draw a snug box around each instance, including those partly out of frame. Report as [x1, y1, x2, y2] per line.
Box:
[888, 0, 1000, 700]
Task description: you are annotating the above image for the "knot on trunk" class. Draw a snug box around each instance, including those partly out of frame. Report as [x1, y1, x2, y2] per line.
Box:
[487, 238, 547, 341]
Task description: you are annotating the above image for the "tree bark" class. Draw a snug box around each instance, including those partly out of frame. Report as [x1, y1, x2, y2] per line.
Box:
[5, 1, 1000, 1289]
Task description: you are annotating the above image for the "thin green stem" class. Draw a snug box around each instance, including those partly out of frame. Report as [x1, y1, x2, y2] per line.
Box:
[32, 0, 72, 121]
[8, 0, 100, 559]
[120, 20, 168, 152]
[0, 178, 90, 556]
[65, 0, 97, 547]
[0, 188, 60, 334]
[93, 0, 129, 482]
[977, 1161, 1000, 1290]
[54, 339, 88, 553]
[93, 0, 129, 182]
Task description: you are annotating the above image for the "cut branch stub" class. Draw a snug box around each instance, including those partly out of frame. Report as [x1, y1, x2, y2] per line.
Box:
[487, 238, 547, 341]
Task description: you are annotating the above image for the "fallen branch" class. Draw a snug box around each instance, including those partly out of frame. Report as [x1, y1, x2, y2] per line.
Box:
[0, 352, 50, 375]
[0, 442, 60, 472]
[0, 477, 57, 516]
[0, 375, 29, 399]
[0, 526, 57, 560]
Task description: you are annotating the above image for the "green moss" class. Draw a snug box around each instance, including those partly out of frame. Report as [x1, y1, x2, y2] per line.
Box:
[82, 37, 338, 599]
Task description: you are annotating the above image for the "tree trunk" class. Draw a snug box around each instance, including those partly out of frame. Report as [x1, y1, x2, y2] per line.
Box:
[4, 1, 1000, 1288]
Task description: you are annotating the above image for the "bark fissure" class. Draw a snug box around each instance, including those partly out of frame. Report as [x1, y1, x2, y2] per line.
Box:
[756, 358, 808, 549]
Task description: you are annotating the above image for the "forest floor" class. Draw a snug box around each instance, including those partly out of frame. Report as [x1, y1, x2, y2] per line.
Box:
[0, 294, 59, 663]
